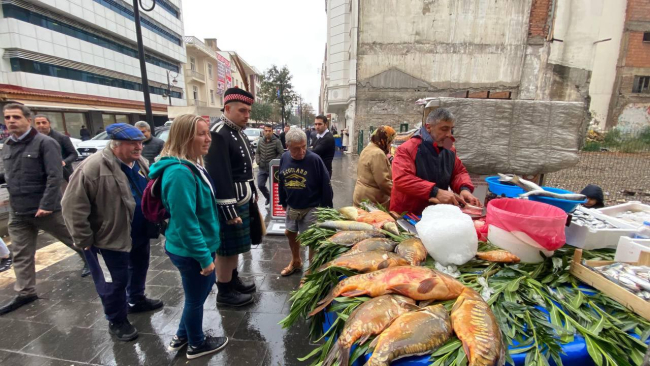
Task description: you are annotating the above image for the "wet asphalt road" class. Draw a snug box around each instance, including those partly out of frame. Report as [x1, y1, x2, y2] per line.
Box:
[0, 152, 357, 366]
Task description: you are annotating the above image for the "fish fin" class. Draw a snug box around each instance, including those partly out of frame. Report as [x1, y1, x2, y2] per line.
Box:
[339, 345, 351, 366]
[402, 303, 421, 311]
[322, 341, 341, 366]
[420, 299, 435, 307]
[309, 289, 337, 316]
[358, 334, 372, 345]
[377, 260, 390, 270]
[340, 289, 367, 297]
[368, 335, 380, 350]
[417, 278, 438, 294]
[388, 284, 412, 296]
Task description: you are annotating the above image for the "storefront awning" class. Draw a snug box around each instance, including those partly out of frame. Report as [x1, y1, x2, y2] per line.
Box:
[11, 100, 168, 116]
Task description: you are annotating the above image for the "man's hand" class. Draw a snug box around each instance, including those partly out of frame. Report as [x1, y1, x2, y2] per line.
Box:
[35, 209, 53, 218]
[62, 161, 66, 167]
[433, 189, 460, 206]
[460, 190, 482, 207]
[201, 262, 215, 276]
[227, 217, 243, 225]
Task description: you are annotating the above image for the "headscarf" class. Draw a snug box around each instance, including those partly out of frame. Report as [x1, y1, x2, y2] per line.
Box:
[580, 184, 605, 208]
[370, 126, 396, 154]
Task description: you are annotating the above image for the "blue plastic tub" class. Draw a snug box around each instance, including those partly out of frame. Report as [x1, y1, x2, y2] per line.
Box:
[485, 176, 525, 197]
[528, 187, 587, 213]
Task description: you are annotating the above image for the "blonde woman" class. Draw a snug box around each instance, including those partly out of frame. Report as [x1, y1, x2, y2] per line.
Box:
[148, 114, 226, 359]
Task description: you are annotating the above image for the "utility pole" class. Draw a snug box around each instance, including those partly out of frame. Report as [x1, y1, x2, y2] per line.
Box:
[133, 0, 155, 125]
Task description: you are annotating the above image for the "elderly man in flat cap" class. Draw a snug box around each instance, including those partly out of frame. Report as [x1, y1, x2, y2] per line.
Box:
[62, 123, 163, 342]
[205, 87, 258, 307]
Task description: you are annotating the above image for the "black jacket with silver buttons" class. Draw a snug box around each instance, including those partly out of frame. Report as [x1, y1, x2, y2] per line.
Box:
[205, 116, 256, 221]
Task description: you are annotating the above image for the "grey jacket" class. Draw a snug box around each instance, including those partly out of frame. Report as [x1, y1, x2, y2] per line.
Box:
[256, 135, 283, 171]
[142, 136, 164, 166]
[62, 147, 149, 252]
[47, 129, 78, 181]
[3, 128, 63, 215]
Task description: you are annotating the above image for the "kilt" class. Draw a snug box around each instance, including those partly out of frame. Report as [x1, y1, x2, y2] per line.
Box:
[217, 202, 251, 256]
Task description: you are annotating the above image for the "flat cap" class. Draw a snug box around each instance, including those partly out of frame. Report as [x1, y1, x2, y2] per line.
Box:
[106, 123, 146, 141]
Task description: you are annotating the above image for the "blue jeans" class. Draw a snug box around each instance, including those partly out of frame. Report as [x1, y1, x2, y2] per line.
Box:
[166, 250, 216, 347]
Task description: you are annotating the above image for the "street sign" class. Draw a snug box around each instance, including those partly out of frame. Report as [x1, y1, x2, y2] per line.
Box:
[266, 158, 286, 235]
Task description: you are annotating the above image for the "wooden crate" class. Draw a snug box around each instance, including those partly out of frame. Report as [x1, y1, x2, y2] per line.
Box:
[570, 249, 650, 321]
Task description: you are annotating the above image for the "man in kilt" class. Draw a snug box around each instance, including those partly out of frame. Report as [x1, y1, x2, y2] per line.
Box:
[205, 88, 258, 306]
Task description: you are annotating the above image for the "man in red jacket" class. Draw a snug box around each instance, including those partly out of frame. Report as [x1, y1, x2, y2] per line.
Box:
[390, 108, 481, 215]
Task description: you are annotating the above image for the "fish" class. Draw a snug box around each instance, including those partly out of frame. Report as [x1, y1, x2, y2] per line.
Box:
[621, 273, 650, 292]
[339, 206, 367, 221]
[317, 220, 380, 232]
[395, 238, 428, 266]
[520, 189, 586, 201]
[317, 251, 409, 273]
[451, 287, 505, 366]
[343, 238, 398, 256]
[308, 266, 464, 316]
[328, 231, 386, 246]
[497, 173, 542, 192]
[322, 295, 418, 366]
[366, 304, 453, 366]
[476, 250, 521, 264]
[383, 222, 400, 235]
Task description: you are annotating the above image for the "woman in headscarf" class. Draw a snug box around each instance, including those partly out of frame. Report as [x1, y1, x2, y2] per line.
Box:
[353, 126, 396, 207]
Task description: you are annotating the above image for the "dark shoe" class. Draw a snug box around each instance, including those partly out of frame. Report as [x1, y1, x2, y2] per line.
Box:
[128, 298, 164, 314]
[186, 336, 228, 360]
[109, 319, 138, 342]
[81, 263, 91, 278]
[216, 281, 253, 307]
[0, 254, 12, 273]
[231, 269, 256, 294]
[0, 294, 38, 315]
[168, 335, 188, 351]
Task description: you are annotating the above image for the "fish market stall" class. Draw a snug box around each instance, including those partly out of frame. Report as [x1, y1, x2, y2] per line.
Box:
[279, 199, 650, 366]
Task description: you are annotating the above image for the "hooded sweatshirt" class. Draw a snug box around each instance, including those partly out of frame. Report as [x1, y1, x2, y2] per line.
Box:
[149, 157, 220, 269]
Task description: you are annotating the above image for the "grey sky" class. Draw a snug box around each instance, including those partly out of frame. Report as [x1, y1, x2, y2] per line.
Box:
[182, 0, 327, 111]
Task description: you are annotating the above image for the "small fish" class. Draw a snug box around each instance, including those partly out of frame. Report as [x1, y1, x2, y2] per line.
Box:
[498, 173, 542, 192]
[383, 222, 400, 235]
[621, 274, 650, 292]
[618, 276, 641, 292]
[339, 206, 366, 220]
[451, 287, 505, 366]
[322, 295, 417, 366]
[343, 238, 398, 256]
[309, 266, 464, 316]
[639, 291, 650, 301]
[317, 251, 409, 273]
[476, 250, 521, 264]
[520, 190, 586, 201]
[317, 220, 380, 232]
[366, 305, 452, 366]
[328, 231, 386, 246]
[395, 238, 428, 266]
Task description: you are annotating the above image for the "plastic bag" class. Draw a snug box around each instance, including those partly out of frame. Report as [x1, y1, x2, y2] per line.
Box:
[486, 198, 567, 251]
[416, 205, 478, 265]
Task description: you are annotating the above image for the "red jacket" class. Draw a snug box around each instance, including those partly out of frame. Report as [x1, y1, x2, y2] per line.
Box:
[390, 136, 474, 215]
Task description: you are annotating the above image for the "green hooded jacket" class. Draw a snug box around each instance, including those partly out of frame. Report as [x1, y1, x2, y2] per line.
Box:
[149, 157, 220, 269]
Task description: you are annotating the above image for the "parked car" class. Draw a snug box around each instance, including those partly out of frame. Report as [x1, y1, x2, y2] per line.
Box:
[155, 126, 170, 142]
[243, 128, 263, 149]
[76, 131, 110, 159]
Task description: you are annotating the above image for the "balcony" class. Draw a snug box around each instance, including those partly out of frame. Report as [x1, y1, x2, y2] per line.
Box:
[188, 99, 207, 107]
[184, 36, 217, 60]
[184, 68, 205, 83]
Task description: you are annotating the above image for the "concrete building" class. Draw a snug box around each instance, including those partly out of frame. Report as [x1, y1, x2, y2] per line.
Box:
[320, 0, 646, 153]
[0, 0, 186, 137]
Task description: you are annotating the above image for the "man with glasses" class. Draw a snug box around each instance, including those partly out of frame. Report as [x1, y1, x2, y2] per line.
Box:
[0, 104, 88, 316]
[310, 115, 335, 178]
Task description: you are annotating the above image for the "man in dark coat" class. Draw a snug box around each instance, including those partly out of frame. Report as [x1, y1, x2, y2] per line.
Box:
[256, 124, 284, 204]
[310, 115, 335, 178]
[135, 121, 164, 166]
[279, 125, 290, 150]
[80, 125, 91, 141]
[34, 115, 78, 182]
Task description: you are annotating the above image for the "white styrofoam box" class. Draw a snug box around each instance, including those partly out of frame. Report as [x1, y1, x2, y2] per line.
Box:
[595, 201, 650, 229]
[565, 219, 636, 250]
[615, 236, 650, 263]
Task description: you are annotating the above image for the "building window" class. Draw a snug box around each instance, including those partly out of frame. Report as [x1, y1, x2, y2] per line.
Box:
[153, 0, 180, 19]
[633, 76, 650, 93]
[63, 113, 86, 138]
[644, 33, 650, 42]
[10, 58, 182, 98]
[193, 85, 199, 101]
[102, 114, 116, 128]
[210, 89, 215, 105]
[2, 4, 180, 73]
[208, 64, 213, 78]
[190, 57, 196, 71]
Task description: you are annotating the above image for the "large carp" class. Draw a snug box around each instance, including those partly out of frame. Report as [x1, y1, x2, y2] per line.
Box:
[317, 220, 380, 232]
[309, 266, 464, 316]
[451, 287, 505, 366]
[322, 295, 417, 366]
[395, 238, 428, 266]
[366, 304, 452, 366]
[328, 231, 385, 246]
[343, 238, 398, 256]
[318, 251, 409, 273]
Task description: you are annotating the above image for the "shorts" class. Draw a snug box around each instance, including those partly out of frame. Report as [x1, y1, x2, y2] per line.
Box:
[285, 206, 317, 234]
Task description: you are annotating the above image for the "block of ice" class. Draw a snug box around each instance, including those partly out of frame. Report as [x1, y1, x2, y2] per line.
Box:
[416, 204, 478, 265]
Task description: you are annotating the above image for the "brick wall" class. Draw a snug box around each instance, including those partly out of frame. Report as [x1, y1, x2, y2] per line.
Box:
[528, 0, 552, 38]
[626, 0, 650, 22]
[625, 32, 650, 68]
